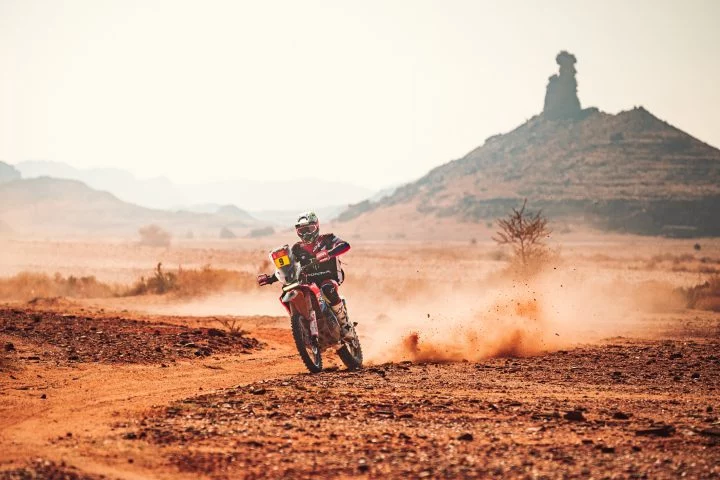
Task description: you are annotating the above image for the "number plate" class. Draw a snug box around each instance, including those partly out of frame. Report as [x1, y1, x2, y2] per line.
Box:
[272, 248, 290, 268]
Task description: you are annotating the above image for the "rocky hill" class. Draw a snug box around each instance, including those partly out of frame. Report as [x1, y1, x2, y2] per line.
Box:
[338, 52, 720, 237]
[0, 177, 264, 238]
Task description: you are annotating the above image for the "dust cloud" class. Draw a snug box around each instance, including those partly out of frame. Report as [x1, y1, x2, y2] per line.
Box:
[137, 291, 284, 318]
[352, 265, 684, 364]
[88, 249, 686, 366]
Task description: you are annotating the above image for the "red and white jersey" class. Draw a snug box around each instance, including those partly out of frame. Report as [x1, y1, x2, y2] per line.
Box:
[291, 233, 350, 284]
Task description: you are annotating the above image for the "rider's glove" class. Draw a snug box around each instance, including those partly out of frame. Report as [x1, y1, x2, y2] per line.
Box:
[257, 274, 271, 286]
[315, 251, 330, 263]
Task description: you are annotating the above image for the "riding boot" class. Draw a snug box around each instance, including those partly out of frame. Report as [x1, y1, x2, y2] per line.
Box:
[330, 302, 354, 341]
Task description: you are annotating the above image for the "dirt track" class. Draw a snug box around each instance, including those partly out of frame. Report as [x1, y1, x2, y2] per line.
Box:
[1, 306, 719, 479]
[0, 307, 301, 479]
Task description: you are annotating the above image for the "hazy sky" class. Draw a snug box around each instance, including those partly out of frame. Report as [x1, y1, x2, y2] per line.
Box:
[2, 0, 719, 189]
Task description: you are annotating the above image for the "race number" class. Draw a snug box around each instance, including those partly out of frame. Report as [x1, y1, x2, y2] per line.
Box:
[272, 248, 290, 269]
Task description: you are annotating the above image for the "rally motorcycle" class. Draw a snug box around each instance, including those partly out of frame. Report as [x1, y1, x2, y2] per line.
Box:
[269, 245, 363, 373]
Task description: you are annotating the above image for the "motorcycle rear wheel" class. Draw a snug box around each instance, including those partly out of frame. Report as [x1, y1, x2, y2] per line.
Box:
[291, 314, 323, 373]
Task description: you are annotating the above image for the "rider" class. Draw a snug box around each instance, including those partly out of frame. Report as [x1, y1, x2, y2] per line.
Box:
[257, 211, 353, 340]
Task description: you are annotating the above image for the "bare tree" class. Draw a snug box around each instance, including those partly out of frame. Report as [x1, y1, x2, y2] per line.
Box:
[493, 199, 552, 266]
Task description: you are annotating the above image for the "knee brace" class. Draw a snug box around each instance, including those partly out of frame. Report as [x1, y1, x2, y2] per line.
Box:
[320, 281, 341, 305]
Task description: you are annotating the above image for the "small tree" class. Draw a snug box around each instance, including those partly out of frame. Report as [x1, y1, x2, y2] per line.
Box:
[219, 227, 236, 239]
[138, 224, 171, 247]
[493, 199, 551, 267]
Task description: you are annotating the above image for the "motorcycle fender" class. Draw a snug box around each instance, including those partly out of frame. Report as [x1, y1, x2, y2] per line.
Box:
[281, 290, 298, 304]
[307, 283, 323, 304]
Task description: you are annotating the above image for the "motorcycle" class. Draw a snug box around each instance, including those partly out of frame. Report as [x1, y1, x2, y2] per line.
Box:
[268, 245, 363, 373]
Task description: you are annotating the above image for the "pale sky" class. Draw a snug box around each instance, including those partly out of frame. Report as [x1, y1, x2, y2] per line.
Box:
[1, 0, 719, 189]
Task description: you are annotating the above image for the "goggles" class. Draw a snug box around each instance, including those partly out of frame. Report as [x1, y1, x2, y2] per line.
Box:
[296, 224, 318, 236]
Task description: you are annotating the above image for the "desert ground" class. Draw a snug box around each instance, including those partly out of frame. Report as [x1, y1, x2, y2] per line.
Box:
[1, 233, 719, 479]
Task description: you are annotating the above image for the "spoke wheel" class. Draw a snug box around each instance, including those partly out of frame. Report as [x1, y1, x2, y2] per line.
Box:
[338, 334, 363, 370]
[291, 314, 323, 373]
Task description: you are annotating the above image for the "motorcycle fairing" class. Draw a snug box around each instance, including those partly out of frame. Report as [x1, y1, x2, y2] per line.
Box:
[279, 283, 322, 320]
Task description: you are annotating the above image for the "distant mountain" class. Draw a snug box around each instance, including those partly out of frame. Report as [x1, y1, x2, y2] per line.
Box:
[176, 203, 256, 222]
[250, 205, 348, 227]
[338, 52, 720, 238]
[15, 161, 375, 212]
[0, 177, 266, 238]
[15, 161, 185, 209]
[0, 161, 20, 184]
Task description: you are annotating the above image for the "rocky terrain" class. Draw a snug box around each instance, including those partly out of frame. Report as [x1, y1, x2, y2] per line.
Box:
[0, 307, 261, 365]
[2, 302, 718, 479]
[1, 238, 719, 479]
[129, 337, 720, 479]
[0, 459, 106, 480]
[338, 52, 720, 238]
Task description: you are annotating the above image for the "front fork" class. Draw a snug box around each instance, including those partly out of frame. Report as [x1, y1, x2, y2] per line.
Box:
[308, 310, 319, 338]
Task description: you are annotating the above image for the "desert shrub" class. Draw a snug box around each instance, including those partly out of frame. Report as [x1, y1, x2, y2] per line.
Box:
[127, 263, 255, 297]
[682, 275, 720, 312]
[139, 224, 171, 247]
[631, 281, 686, 312]
[649, 253, 695, 265]
[699, 265, 720, 274]
[699, 256, 720, 264]
[219, 227, 236, 239]
[248, 226, 275, 238]
[487, 249, 509, 261]
[0, 272, 118, 301]
[215, 318, 248, 336]
[127, 263, 176, 295]
[492, 199, 552, 272]
[0, 264, 256, 301]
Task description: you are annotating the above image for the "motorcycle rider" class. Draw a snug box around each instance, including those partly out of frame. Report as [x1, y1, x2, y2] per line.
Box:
[257, 212, 354, 340]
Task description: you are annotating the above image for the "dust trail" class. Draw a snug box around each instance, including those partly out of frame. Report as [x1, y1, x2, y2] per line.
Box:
[133, 258, 685, 364]
[350, 264, 684, 364]
[135, 291, 285, 318]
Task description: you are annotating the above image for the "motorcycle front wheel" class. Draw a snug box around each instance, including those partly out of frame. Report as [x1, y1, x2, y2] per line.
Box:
[337, 335, 363, 370]
[291, 314, 323, 373]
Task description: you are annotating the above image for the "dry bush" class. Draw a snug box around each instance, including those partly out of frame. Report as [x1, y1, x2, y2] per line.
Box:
[0, 272, 118, 301]
[682, 275, 720, 312]
[492, 199, 552, 273]
[248, 226, 275, 238]
[127, 263, 176, 295]
[648, 253, 695, 266]
[0, 264, 256, 302]
[487, 249, 509, 262]
[219, 227, 236, 239]
[215, 318, 248, 336]
[139, 224, 172, 247]
[631, 281, 686, 313]
[127, 263, 255, 297]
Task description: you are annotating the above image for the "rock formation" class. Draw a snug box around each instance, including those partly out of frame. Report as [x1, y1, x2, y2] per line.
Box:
[543, 51, 582, 120]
